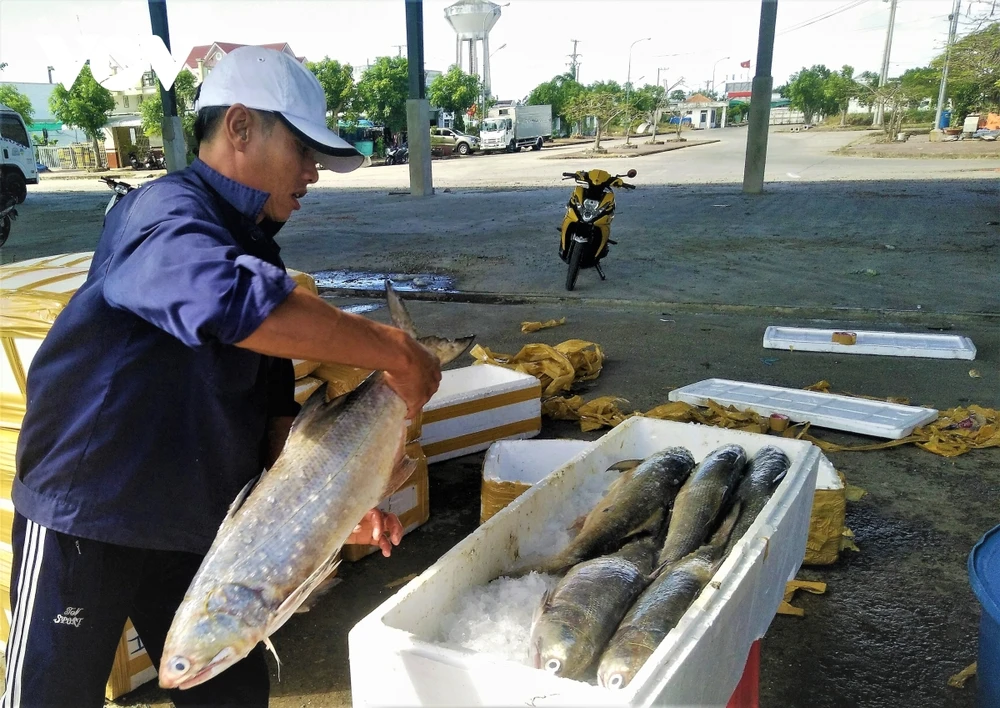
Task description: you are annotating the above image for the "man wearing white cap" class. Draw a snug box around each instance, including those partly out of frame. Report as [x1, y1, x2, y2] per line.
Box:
[4, 47, 439, 707]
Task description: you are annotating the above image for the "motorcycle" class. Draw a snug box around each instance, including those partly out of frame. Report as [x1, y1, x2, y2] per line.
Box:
[100, 176, 136, 222]
[127, 150, 166, 171]
[558, 168, 637, 291]
[385, 142, 409, 166]
[0, 192, 18, 248]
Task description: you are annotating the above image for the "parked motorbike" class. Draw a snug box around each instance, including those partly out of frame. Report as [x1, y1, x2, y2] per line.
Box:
[127, 150, 166, 170]
[0, 193, 18, 248]
[385, 142, 409, 166]
[100, 176, 136, 222]
[558, 168, 637, 291]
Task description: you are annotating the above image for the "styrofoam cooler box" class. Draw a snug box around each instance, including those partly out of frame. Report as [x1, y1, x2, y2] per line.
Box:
[349, 418, 821, 707]
[420, 364, 542, 464]
[480, 439, 589, 523]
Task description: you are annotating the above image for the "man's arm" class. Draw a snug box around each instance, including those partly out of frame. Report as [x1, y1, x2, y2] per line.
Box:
[237, 286, 441, 418]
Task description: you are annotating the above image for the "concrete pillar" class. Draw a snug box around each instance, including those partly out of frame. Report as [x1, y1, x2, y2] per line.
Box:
[455, 35, 461, 69]
[161, 115, 188, 170]
[721, 104, 728, 128]
[407, 99, 433, 197]
[482, 33, 491, 100]
[742, 76, 773, 194]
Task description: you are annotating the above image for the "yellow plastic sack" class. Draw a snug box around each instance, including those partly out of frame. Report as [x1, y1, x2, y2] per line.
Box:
[469, 340, 604, 397]
[520, 318, 566, 333]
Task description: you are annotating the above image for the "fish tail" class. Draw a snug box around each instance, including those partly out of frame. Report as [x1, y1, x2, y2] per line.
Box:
[385, 280, 474, 365]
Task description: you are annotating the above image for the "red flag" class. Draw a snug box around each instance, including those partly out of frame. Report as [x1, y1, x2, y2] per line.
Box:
[740, 60, 751, 68]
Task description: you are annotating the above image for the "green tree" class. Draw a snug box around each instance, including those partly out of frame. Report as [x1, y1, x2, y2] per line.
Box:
[783, 64, 837, 123]
[0, 85, 34, 125]
[527, 72, 584, 136]
[898, 66, 941, 107]
[428, 66, 482, 131]
[306, 57, 355, 126]
[933, 22, 1000, 114]
[823, 65, 859, 126]
[139, 70, 198, 144]
[565, 82, 625, 152]
[669, 89, 687, 102]
[628, 83, 662, 143]
[354, 56, 409, 136]
[49, 62, 115, 167]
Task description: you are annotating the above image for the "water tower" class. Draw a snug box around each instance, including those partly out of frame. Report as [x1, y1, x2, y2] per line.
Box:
[444, 0, 502, 100]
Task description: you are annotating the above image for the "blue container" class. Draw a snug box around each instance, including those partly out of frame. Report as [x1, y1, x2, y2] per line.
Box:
[970, 523, 1000, 708]
[939, 110, 952, 130]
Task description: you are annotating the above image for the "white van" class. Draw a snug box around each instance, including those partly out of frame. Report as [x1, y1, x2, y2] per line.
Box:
[0, 104, 39, 203]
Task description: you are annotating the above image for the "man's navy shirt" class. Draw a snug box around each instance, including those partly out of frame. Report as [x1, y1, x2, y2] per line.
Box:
[14, 159, 301, 555]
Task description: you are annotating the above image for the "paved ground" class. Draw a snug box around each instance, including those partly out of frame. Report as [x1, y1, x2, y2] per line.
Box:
[838, 132, 1000, 160]
[2, 127, 999, 707]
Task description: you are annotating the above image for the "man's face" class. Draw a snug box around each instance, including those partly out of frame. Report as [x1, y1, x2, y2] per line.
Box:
[243, 116, 320, 223]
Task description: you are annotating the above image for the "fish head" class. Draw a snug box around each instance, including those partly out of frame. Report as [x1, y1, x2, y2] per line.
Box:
[531, 621, 575, 677]
[597, 628, 655, 691]
[159, 585, 266, 690]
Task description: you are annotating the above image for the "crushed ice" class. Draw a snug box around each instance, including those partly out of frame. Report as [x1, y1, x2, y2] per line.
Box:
[436, 571, 557, 666]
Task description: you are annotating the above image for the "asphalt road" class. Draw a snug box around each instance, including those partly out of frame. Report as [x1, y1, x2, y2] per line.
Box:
[1, 127, 998, 707]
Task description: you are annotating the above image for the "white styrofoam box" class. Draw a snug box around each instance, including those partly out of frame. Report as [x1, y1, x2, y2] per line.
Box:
[816, 454, 842, 492]
[669, 378, 938, 440]
[349, 418, 821, 707]
[763, 326, 976, 360]
[420, 364, 541, 464]
[482, 439, 589, 486]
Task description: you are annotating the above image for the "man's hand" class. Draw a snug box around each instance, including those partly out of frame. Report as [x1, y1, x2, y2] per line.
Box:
[347, 508, 404, 557]
[384, 333, 442, 420]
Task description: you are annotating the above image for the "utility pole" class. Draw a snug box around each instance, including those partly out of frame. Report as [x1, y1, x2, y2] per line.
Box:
[392, 44, 407, 58]
[147, 0, 187, 172]
[872, 0, 898, 127]
[567, 39, 582, 81]
[657, 66, 669, 89]
[742, 0, 778, 195]
[405, 0, 433, 196]
[934, 0, 962, 132]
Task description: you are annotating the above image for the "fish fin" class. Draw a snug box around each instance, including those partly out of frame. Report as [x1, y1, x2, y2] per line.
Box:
[385, 280, 418, 338]
[225, 474, 259, 521]
[263, 636, 281, 681]
[710, 500, 742, 549]
[385, 280, 475, 365]
[269, 554, 343, 636]
[649, 556, 678, 581]
[607, 459, 643, 473]
[294, 574, 342, 614]
[531, 587, 553, 630]
[576, 469, 635, 535]
[566, 513, 588, 535]
[622, 507, 666, 543]
[383, 455, 418, 500]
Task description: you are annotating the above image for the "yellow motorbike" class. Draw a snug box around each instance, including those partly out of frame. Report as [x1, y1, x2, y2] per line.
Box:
[558, 168, 637, 291]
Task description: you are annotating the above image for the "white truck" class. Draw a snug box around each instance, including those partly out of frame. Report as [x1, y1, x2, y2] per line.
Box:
[0, 103, 38, 203]
[480, 104, 552, 153]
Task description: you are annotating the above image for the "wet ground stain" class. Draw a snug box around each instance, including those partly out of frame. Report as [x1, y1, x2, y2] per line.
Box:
[311, 270, 456, 293]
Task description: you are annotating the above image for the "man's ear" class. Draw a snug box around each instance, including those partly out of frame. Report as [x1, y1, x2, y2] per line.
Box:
[223, 104, 252, 152]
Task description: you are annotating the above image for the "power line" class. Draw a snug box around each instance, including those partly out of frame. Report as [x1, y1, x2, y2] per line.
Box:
[567, 39, 582, 81]
[777, 0, 871, 35]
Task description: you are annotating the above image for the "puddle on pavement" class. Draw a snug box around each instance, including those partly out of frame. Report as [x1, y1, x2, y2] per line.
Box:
[339, 303, 383, 314]
[312, 270, 456, 293]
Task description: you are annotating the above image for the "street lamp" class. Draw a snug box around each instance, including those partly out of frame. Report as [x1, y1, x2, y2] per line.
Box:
[625, 36, 651, 146]
[711, 56, 730, 97]
[490, 43, 507, 58]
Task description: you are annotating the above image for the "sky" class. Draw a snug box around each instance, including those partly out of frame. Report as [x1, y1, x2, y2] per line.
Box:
[0, 0, 993, 100]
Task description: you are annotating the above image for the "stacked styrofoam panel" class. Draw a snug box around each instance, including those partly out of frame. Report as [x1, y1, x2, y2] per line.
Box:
[668, 378, 938, 439]
[349, 418, 821, 707]
[420, 364, 542, 464]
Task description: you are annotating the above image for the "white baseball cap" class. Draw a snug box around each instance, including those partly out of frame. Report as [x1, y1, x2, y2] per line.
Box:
[194, 46, 364, 173]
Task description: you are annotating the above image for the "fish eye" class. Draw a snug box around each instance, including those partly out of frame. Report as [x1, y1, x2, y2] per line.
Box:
[170, 656, 190, 674]
[608, 674, 626, 689]
[544, 658, 561, 673]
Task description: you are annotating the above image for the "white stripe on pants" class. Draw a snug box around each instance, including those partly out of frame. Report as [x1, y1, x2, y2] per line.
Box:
[2, 521, 47, 708]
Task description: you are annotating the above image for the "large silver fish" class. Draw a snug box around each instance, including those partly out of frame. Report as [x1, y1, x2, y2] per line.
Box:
[158, 282, 473, 690]
[723, 445, 790, 556]
[655, 444, 747, 569]
[597, 503, 741, 690]
[529, 531, 663, 681]
[517, 447, 695, 576]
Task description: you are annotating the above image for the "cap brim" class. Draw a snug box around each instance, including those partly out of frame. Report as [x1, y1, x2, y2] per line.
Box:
[278, 114, 366, 173]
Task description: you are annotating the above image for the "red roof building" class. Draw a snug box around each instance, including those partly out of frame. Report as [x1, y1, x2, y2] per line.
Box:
[182, 42, 303, 81]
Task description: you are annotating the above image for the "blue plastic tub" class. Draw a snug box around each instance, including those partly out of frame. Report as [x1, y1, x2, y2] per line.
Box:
[970, 523, 1000, 708]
